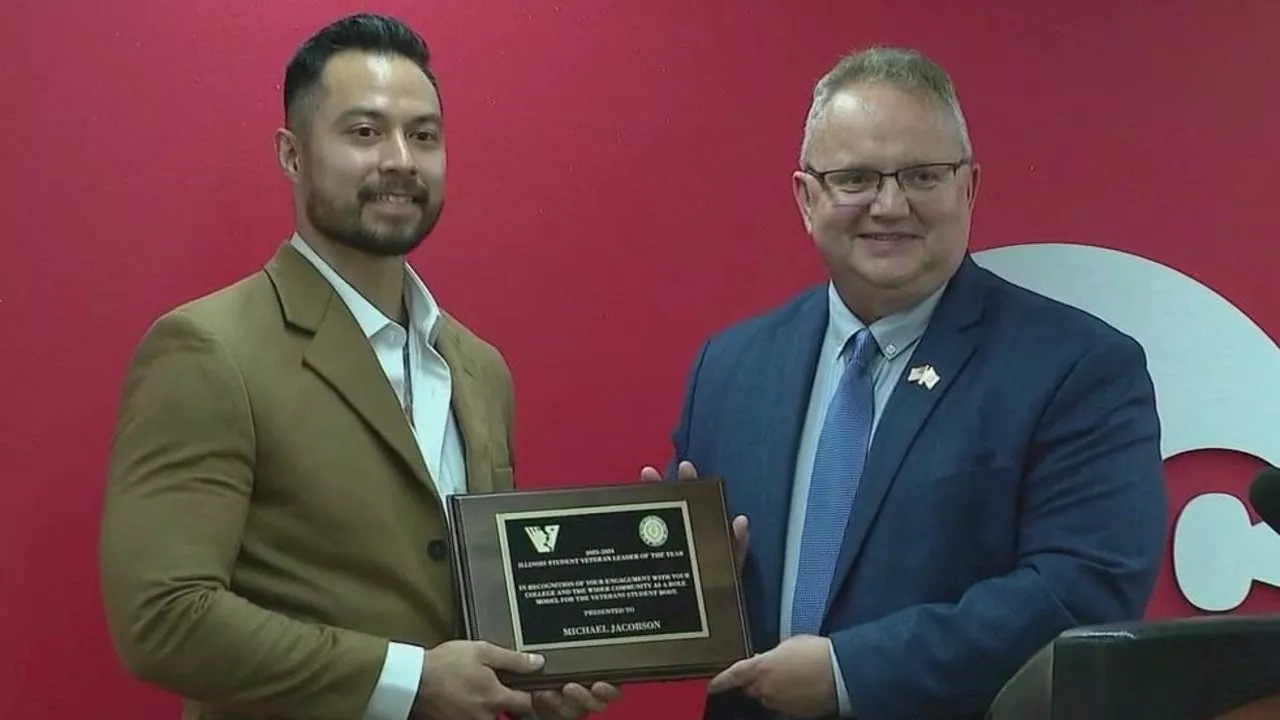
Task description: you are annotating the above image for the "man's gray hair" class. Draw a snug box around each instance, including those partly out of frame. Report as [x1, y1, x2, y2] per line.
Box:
[799, 46, 972, 166]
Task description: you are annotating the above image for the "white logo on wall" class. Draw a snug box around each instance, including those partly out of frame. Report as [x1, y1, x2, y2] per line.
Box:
[525, 525, 560, 554]
[973, 243, 1280, 613]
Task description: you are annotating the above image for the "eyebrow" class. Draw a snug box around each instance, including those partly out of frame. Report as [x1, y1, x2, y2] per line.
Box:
[335, 107, 442, 126]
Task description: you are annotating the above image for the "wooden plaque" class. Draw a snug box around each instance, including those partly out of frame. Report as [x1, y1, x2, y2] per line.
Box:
[446, 478, 752, 690]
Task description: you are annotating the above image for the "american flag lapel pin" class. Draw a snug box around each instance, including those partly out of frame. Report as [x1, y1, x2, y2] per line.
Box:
[907, 364, 941, 390]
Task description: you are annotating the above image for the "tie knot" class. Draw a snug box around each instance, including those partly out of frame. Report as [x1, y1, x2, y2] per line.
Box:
[845, 329, 879, 374]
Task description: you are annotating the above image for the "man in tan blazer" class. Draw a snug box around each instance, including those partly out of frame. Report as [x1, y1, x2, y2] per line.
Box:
[99, 13, 618, 720]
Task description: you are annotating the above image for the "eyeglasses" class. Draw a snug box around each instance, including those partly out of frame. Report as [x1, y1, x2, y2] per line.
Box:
[803, 159, 971, 205]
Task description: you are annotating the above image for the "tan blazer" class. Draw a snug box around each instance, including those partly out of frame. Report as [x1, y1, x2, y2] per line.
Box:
[99, 242, 516, 720]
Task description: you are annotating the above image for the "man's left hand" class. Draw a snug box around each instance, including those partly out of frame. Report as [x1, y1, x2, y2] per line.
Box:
[706, 635, 837, 718]
[530, 682, 620, 719]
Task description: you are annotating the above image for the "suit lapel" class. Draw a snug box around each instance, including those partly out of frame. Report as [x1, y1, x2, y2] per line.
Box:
[264, 244, 438, 501]
[751, 287, 828, 650]
[434, 317, 493, 495]
[825, 258, 987, 616]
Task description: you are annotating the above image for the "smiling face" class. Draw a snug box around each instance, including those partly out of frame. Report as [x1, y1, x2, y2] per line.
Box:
[792, 82, 979, 321]
[275, 49, 445, 257]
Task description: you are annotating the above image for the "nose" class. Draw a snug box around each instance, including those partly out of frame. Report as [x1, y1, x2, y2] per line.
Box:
[379, 133, 417, 174]
[869, 176, 910, 217]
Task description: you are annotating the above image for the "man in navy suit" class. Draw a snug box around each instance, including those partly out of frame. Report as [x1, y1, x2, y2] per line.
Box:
[641, 46, 1166, 719]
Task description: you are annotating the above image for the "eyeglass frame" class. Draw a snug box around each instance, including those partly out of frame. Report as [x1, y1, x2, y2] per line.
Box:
[801, 159, 973, 205]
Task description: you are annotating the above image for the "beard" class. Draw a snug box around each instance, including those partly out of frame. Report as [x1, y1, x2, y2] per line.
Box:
[304, 177, 443, 258]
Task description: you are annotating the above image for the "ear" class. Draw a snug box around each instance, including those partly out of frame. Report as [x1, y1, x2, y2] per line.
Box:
[273, 127, 302, 182]
[965, 162, 981, 210]
[791, 171, 817, 234]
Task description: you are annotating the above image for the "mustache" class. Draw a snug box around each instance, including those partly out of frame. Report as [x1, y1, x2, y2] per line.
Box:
[359, 181, 428, 202]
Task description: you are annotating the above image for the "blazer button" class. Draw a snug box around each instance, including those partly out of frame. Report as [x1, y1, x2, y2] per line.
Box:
[427, 539, 448, 560]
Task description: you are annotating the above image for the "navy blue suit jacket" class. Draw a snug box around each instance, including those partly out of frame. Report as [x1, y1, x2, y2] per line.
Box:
[669, 256, 1166, 719]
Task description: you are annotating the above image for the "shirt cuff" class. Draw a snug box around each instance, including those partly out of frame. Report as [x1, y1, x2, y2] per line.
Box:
[362, 641, 424, 720]
[828, 639, 853, 718]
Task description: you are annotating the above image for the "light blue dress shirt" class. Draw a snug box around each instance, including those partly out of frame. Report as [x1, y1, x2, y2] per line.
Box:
[779, 281, 945, 717]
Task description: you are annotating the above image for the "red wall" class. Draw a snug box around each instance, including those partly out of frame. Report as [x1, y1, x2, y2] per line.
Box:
[3, 1, 1277, 717]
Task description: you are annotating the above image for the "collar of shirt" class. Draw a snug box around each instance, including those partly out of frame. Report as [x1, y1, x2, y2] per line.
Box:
[288, 233, 443, 345]
[825, 278, 948, 362]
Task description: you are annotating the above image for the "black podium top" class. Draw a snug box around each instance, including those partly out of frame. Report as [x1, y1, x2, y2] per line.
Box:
[988, 614, 1280, 720]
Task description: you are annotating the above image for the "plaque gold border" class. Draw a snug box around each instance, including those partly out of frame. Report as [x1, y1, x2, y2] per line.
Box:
[494, 500, 711, 652]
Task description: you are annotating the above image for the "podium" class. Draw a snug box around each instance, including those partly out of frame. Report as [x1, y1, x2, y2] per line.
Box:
[987, 615, 1280, 719]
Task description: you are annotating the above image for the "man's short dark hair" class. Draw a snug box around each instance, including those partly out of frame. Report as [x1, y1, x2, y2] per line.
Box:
[282, 13, 437, 131]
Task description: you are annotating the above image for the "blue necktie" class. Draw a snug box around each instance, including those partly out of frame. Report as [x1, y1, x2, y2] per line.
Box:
[790, 328, 878, 637]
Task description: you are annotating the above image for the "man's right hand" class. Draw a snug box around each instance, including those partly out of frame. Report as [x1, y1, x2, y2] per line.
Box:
[411, 640, 544, 720]
[639, 461, 749, 574]
[639, 460, 698, 483]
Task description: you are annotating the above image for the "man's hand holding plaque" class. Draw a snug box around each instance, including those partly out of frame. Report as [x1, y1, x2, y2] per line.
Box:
[411, 639, 542, 720]
[638, 461, 750, 575]
[409, 639, 620, 720]
[530, 681, 621, 719]
[640, 464, 839, 717]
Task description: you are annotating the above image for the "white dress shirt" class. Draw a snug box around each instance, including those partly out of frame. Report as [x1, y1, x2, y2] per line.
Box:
[290, 234, 465, 720]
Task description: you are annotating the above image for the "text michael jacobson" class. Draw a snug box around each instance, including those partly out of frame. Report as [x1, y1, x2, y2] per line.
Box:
[562, 620, 662, 637]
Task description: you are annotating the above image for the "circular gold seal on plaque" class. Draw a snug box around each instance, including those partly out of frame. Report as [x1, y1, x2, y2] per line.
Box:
[638, 515, 669, 548]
